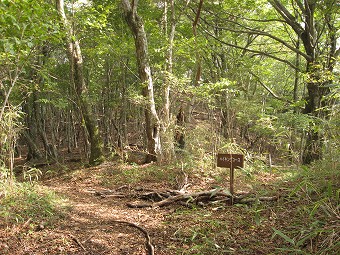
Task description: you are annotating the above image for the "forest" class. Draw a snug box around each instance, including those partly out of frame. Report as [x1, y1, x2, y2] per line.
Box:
[0, 0, 339, 254]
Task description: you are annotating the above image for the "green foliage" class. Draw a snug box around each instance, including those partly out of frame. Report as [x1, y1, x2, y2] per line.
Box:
[0, 0, 59, 59]
[183, 122, 217, 171]
[167, 208, 234, 254]
[192, 79, 235, 109]
[272, 162, 340, 254]
[100, 163, 180, 187]
[0, 182, 69, 225]
[0, 106, 23, 180]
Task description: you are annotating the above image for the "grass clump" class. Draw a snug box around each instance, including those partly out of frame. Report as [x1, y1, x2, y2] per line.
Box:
[0, 181, 69, 225]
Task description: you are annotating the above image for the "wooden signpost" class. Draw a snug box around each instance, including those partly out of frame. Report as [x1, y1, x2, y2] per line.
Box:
[217, 153, 244, 204]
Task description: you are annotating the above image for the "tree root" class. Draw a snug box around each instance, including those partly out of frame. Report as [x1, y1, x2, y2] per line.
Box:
[112, 220, 154, 255]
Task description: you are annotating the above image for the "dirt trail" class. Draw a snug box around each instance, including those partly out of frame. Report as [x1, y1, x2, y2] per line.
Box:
[41, 166, 171, 255]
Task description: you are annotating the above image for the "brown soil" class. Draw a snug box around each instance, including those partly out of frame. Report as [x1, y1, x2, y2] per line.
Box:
[1, 161, 291, 255]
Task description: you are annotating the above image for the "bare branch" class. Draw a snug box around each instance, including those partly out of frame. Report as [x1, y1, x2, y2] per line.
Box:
[200, 16, 311, 61]
[203, 28, 300, 71]
[268, 0, 304, 36]
[249, 71, 294, 104]
[204, 8, 286, 24]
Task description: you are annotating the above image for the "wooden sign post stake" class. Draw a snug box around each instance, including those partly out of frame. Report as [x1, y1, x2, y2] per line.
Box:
[217, 153, 244, 205]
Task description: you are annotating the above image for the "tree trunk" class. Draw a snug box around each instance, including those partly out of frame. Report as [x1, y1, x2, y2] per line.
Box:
[293, 38, 300, 111]
[302, 61, 332, 164]
[160, 0, 176, 161]
[56, 0, 104, 166]
[122, 0, 161, 163]
[175, 106, 185, 149]
[22, 95, 42, 161]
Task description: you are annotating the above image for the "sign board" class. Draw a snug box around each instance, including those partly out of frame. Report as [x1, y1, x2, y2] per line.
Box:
[216, 153, 244, 204]
[217, 154, 244, 169]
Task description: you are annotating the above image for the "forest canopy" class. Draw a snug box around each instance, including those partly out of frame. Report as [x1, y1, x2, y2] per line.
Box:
[0, 0, 339, 171]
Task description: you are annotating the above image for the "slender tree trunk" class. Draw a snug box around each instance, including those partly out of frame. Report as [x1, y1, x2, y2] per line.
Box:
[119, 57, 129, 149]
[122, 0, 161, 163]
[23, 94, 42, 161]
[163, 0, 171, 125]
[192, 0, 204, 87]
[161, 0, 176, 160]
[56, 0, 104, 166]
[175, 106, 185, 149]
[293, 39, 300, 105]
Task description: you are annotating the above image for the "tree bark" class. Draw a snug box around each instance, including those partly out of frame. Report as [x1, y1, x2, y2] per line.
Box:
[121, 0, 161, 163]
[175, 107, 185, 149]
[56, 0, 104, 166]
[192, 0, 204, 87]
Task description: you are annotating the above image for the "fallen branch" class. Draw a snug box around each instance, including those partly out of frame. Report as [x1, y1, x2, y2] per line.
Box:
[127, 189, 277, 208]
[69, 234, 87, 252]
[127, 189, 230, 208]
[21, 218, 32, 230]
[127, 201, 153, 208]
[153, 189, 230, 207]
[112, 220, 154, 255]
[92, 187, 183, 201]
[91, 187, 277, 208]
[94, 192, 126, 198]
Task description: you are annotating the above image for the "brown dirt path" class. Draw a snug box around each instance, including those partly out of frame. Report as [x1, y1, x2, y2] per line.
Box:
[39, 164, 172, 255]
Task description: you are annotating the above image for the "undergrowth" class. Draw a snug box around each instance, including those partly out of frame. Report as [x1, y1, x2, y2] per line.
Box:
[270, 160, 340, 255]
[100, 163, 184, 187]
[0, 181, 69, 226]
[162, 157, 339, 255]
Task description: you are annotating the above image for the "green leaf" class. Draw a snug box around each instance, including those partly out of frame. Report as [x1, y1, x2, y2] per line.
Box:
[296, 231, 319, 247]
[254, 210, 262, 226]
[271, 228, 295, 245]
[310, 202, 321, 217]
[191, 231, 198, 241]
